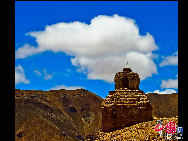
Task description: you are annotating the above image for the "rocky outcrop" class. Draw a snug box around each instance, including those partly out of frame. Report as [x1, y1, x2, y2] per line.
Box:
[101, 68, 153, 132]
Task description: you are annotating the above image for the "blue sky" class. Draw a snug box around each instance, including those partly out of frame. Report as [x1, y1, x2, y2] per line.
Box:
[15, 1, 178, 98]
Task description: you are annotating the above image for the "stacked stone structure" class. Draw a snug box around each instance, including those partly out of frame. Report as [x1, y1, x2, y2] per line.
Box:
[101, 68, 153, 132]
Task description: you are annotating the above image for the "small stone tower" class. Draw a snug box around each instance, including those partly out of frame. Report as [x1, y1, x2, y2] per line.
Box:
[101, 68, 153, 132]
[114, 68, 140, 90]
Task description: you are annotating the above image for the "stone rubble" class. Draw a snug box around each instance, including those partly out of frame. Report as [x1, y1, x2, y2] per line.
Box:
[96, 117, 178, 141]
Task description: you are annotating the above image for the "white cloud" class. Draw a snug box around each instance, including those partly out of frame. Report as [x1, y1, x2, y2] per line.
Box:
[34, 70, 42, 76]
[71, 52, 157, 82]
[34, 69, 54, 80]
[154, 89, 177, 94]
[159, 51, 178, 67]
[15, 44, 42, 59]
[43, 69, 54, 80]
[15, 65, 30, 85]
[50, 84, 85, 90]
[16, 14, 158, 82]
[147, 89, 177, 94]
[161, 75, 178, 89]
[174, 51, 178, 55]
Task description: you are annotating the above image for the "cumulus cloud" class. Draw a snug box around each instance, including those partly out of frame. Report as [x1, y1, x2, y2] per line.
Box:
[15, 65, 30, 85]
[72, 52, 157, 82]
[159, 51, 178, 67]
[15, 44, 42, 59]
[50, 85, 85, 90]
[16, 14, 158, 82]
[161, 75, 178, 89]
[147, 89, 177, 94]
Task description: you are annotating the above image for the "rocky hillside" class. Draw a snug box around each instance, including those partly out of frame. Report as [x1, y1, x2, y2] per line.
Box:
[95, 117, 178, 140]
[15, 89, 178, 140]
[147, 93, 178, 118]
[15, 89, 103, 141]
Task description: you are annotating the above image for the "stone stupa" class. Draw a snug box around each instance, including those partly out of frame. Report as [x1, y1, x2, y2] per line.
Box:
[101, 67, 153, 132]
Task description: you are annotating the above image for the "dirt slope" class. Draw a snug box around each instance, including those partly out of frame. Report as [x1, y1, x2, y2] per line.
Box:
[15, 89, 103, 141]
[147, 93, 178, 118]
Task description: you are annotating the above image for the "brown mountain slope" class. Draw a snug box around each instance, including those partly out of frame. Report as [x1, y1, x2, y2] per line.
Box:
[15, 89, 103, 141]
[16, 117, 74, 141]
[15, 89, 178, 140]
[147, 93, 178, 118]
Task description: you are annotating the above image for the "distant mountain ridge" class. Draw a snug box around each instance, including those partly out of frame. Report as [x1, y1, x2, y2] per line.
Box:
[146, 93, 178, 118]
